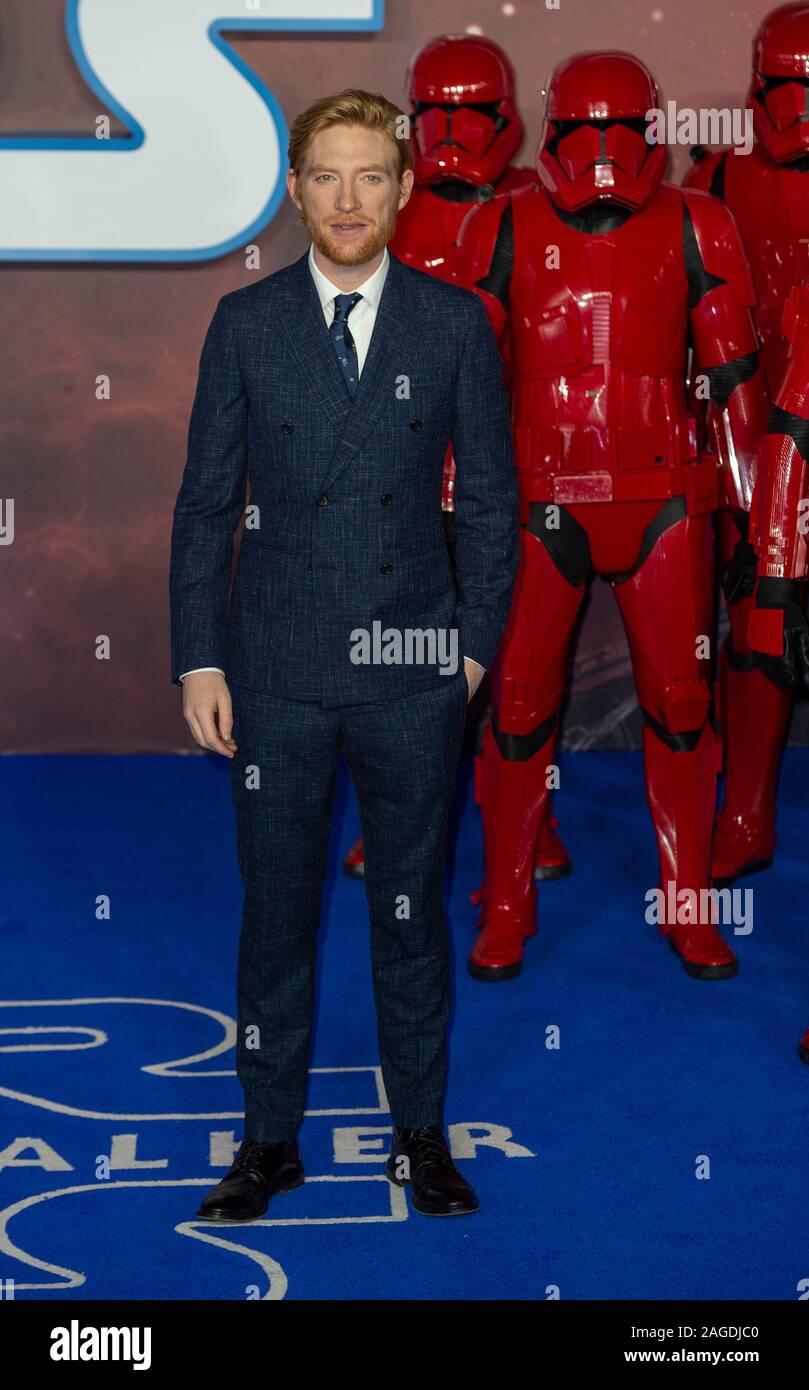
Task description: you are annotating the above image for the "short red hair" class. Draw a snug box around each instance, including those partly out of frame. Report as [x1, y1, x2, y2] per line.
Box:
[288, 88, 414, 181]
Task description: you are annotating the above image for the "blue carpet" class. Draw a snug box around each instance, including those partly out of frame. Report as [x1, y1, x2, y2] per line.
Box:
[1, 749, 807, 1301]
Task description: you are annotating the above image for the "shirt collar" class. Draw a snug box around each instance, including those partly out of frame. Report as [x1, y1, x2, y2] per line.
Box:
[307, 242, 389, 312]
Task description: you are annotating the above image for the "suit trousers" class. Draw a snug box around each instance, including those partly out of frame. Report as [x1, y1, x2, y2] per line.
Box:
[228, 667, 469, 1141]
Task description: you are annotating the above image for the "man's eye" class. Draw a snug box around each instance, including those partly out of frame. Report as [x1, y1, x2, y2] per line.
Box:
[364, 174, 382, 184]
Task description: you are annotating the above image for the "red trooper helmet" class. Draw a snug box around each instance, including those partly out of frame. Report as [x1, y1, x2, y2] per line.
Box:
[537, 52, 667, 212]
[406, 33, 524, 188]
[749, 3, 809, 163]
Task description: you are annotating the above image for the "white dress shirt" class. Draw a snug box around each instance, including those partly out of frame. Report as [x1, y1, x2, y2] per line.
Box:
[306, 240, 390, 376]
[180, 243, 482, 684]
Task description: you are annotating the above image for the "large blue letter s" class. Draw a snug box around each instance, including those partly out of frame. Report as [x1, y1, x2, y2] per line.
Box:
[0, 0, 384, 261]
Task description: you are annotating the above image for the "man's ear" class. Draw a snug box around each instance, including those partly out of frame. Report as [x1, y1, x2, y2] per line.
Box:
[286, 168, 302, 211]
[398, 167, 415, 210]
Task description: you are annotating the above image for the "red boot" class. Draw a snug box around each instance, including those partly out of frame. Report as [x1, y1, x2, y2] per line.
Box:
[473, 748, 572, 884]
[343, 838, 365, 878]
[799, 1027, 809, 1065]
[642, 721, 738, 979]
[711, 641, 789, 885]
[354, 773, 572, 889]
[469, 892, 538, 981]
[469, 720, 553, 980]
[667, 918, 738, 979]
[711, 812, 775, 886]
[534, 809, 572, 880]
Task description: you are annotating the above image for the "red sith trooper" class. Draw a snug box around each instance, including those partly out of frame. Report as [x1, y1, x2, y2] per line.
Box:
[744, 281, 809, 1065]
[684, 2, 809, 885]
[458, 51, 768, 981]
[391, 32, 534, 281]
[344, 33, 570, 882]
[749, 284, 809, 685]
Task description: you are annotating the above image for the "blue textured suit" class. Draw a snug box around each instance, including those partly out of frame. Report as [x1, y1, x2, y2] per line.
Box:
[170, 247, 519, 1137]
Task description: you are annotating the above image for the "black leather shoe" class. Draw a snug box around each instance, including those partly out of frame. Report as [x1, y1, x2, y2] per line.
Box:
[196, 1137, 304, 1222]
[386, 1125, 479, 1216]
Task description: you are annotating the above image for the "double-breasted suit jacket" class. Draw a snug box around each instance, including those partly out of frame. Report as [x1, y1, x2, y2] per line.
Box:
[170, 249, 520, 706]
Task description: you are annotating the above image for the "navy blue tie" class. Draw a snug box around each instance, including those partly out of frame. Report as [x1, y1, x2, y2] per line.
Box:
[330, 292, 362, 398]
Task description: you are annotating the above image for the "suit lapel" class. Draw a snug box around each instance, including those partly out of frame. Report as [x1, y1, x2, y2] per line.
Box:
[275, 251, 354, 431]
[274, 251, 424, 494]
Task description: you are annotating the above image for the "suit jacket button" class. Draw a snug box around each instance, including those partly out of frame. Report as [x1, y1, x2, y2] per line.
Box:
[317, 494, 329, 507]
[281, 421, 294, 433]
[380, 562, 393, 574]
[380, 494, 392, 505]
[409, 419, 423, 430]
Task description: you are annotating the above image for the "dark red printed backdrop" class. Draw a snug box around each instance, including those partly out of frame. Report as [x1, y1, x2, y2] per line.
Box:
[2, 0, 804, 752]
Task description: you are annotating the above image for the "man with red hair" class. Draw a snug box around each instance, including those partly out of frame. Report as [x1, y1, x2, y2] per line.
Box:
[170, 90, 519, 1220]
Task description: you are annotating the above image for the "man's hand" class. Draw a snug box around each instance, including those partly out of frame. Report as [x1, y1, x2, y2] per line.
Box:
[182, 671, 237, 757]
[463, 657, 485, 703]
[748, 577, 809, 688]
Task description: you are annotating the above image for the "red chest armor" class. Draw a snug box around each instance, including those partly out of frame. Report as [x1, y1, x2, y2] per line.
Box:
[506, 185, 707, 507]
[389, 186, 473, 281]
[717, 146, 809, 392]
[389, 169, 536, 282]
[391, 168, 535, 510]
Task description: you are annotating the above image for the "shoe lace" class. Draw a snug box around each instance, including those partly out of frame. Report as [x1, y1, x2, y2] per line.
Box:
[405, 1127, 452, 1169]
[232, 1138, 269, 1171]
